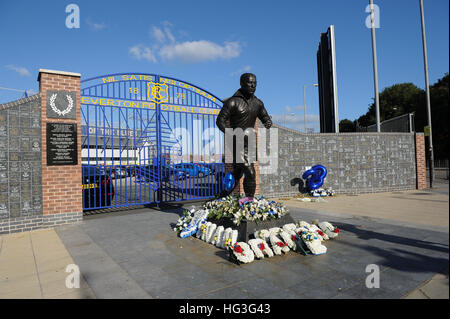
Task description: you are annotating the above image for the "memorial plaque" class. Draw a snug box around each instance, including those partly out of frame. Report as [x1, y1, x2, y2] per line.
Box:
[46, 123, 78, 165]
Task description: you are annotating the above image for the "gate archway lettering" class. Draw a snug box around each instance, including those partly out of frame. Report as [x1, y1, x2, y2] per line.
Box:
[81, 73, 224, 210]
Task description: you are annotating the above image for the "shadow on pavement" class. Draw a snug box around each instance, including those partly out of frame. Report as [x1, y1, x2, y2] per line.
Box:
[336, 222, 449, 275]
[339, 222, 448, 254]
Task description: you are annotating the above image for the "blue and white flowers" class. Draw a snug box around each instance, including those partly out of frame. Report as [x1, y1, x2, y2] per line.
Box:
[204, 195, 288, 226]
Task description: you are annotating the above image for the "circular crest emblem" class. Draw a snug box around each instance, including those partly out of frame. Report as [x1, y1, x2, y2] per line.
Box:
[49, 93, 74, 116]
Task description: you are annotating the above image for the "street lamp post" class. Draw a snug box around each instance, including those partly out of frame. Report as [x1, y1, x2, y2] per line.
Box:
[419, 0, 434, 188]
[303, 83, 318, 133]
[284, 112, 295, 127]
[369, 0, 381, 132]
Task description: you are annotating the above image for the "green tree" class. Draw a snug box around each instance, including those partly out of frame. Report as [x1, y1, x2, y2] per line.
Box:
[357, 83, 424, 127]
[339, 119, 356, 132]
[355, 73, 449, 159]
[429, 73, 448, 160]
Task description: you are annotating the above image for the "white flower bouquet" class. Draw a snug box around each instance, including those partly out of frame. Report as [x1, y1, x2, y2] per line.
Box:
[282, 223, 297, 233]
[203, 195, 288, 226]
[212, 225, 224, 246]
[269, 233, 290, 255]
[253, 229, 271, 242]
[196, 220, 208, 239]
[173, 208, 195, 233]
[308, 224, 329, 241]
[248, 238, 274, 259]
[318, 221, 340, 239]
[205, 222, 217, 243]
[201, 222, 212, 241]
[279, 230, 298, 250]
[231, 242, 255, 264]
[299, 229, 327, 255]
[203, 195, 239, 220]
[223, 227, 238, 249]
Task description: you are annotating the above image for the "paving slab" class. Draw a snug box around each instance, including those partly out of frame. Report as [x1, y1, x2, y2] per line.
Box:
[0, 228, 95, 299]
[54, 195, 448, 299]
[2, 183, 447, 299]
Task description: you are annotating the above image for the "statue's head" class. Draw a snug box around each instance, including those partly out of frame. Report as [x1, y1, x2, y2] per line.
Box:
[240, 73, 257, 97]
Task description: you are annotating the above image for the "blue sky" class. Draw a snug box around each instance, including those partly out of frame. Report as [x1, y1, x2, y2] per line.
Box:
[0, 0, 448, 132]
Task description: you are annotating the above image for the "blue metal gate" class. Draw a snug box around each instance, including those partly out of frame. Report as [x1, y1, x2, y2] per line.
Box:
[80, 73, 224, 210]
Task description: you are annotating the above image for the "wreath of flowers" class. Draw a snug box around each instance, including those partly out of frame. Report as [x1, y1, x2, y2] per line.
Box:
[231, 242, 255, 264]
[308, 224, 328, 241]
[175, 209, 209, 238]
[282, 223, 297, 233]
[279, 230, 297, 250]
[318, 221, 340, 239]
[212, 225, 224, 246]
[269, 233, 290, 255]
[223, 228, 238, 249]
[201, 222, 212, 241]
[49, 93, 74, 116]
[175, 210, 342, 263]
[196, 220, 208, 239]
[250, 238, 274, 259]
[173, 209, 194, 233]
[205, 223, 217, 243]
[269, 227, 282, 235]
[299, 229, 327, 255]
[253, 229, 270, 242]
[296, 220, 311, 229]
[299, 230, 316, 242]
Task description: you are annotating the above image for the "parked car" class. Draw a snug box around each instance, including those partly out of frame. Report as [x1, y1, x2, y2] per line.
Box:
[108, 166, 128, 179]
[200, 163, 223, 177]
[120, 165, 135, 177]
[193, 163, 212, 177]
[135, 165, 159, 183]
[82, 165, 115, 209]
[169, 166, 188, 180]
[173, 163, 211, 178]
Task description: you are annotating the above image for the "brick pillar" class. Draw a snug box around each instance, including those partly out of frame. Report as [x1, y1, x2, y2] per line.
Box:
[225, 122, 260, 197]
[38, 69, 83, 217]
[415, 133, 427, 190]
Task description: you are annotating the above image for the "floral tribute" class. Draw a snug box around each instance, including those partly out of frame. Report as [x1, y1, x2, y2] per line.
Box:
[269, 233, 290, 255]
[248, 238, 274, 259]
[203, 195, 288, 226]
[318, 221, 340, 239]
[173, 198, 340, 264]
[173, 208, 195, 233]
[231, 242, 255, 264]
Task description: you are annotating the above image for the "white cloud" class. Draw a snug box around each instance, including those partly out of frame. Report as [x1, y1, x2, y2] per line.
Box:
[283, 105, 308, 113]
[150, 22, 177, 44]
[5, 65, 31, 77]
[133, 22, 241, 64]
[230, 65, 251, 77]
[129, 44, 157, 63]
[159, 40, 241, 63]
[86, 19, 106, 31]
[271, 113, 320, 132]
[151, 26, 166, 43]
[164, 27, 176, 44]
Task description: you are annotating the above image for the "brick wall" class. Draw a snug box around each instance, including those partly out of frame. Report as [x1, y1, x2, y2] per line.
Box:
[0, 95, 42, 223]
[39, 70, 82, 215]
[0, 69, 84, 235]
[259, 125, 419, 197]
[415, 133, 427, 189]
